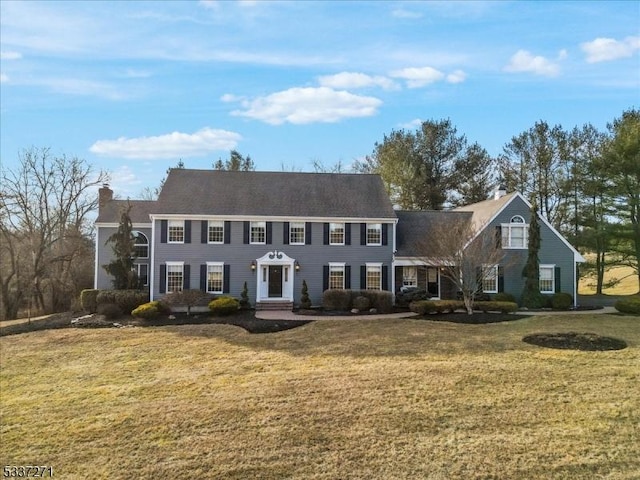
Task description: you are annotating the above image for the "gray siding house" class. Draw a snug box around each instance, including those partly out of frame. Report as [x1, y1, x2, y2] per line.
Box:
[95, 170, 585, 308]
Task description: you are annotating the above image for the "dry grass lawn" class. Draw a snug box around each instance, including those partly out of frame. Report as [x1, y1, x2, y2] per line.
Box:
[1, 314, 639, 479]
[579, 264, 639, 296]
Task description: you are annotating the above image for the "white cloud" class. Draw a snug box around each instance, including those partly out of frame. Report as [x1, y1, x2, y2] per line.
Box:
[231, 87, 382, 125]
[317, 72, 398, 90]
[0, 51, 22, 60]
[43, 78, 126, 100]
[389, 66, 445, 88]
[581, 36, 640, 63]
[220, 93, 245, 103]
[446, 69, 467, 84]
[504, 50, 560, 77]
[392, 9, 423, 19]
[198, 0, 219, 10]
[90, 127, 242, 159]
[109, 165, 143, 196]
[0, 73, 8, 83]
[399, 118, 423, 129]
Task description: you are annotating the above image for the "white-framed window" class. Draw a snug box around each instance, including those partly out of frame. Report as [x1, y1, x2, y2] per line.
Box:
[207, 262, 224, 294]
[290, 222, 305, 245]
[132, 231, 149, 258]
[482, 265, 499, 293]
[501, 215, 527, 249]
[168, 220, 185, 244]
[539, 265, 555, 293]
[329, 262, 345, 290]
[366, 263, 382, 290]
[329, 223, 345, 245]
[402, 266, 417, 288]
[166, 262, 184, 293]
[251, 221, 266, 244]
[366, 223, 382, 246]
[208, 221, 224, 244]
[133, 263, 148, 286]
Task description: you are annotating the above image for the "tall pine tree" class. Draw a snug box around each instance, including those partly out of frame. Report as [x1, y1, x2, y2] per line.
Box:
[103, 203, 138, 289]
[521, 201, 546, 308]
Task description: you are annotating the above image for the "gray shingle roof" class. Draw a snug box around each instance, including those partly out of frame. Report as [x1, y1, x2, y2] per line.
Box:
[395, 210, 472, 257]
[96, 200, 156, 224]
[153, 169, 397, 219]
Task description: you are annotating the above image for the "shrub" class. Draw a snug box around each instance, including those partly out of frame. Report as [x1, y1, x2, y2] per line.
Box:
[521, 291, 547, 309]
[433, 300, 465, 313]
[410, 300, 436, 315]
[164, 289, 213, 315]
[474, 301, 518, 313]
[131, 301, 169, 319]
[363, 290, 393, 313]
[208, 296, 240, 316]
[493, 292, 517, 303]
[97, 290, 148, 314]
[614, 296, 640, 315]
[322, 289, 352, 311]
[300, 280, 312, 309]
[240, 282, 250, 309]
[97, 303, 123, 320]
[551, 292, 573, 311]
[396, 288, 430, 307]
[80, 289, 99, 313]
[352, 296, 371, 311]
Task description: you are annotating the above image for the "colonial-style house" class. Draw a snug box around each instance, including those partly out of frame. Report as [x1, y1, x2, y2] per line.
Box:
[95, 169, 585, 308]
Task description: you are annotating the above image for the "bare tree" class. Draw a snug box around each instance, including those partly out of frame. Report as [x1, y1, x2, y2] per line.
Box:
[413, 214, 506, 314]
[0, 147, 108, 319]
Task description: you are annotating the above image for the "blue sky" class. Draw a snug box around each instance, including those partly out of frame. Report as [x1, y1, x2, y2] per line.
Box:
[1, 0, 638, 199]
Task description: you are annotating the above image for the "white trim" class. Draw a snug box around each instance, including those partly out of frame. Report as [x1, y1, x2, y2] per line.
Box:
[539, 264, 555, 294]
[207, 220, 225, 244]
[328, 262, 346, 290]
[250, 221, 266, 245]
[94, 227, 99, 289]
[255, 250, 295, 303]
[365, 263, 383, 291]
[132, 230, 149, 259]
[205, 262, 225, 294]
[289, 221, 306, 245]
[329, 222, 346, 246]
[149, 213, 397, 223]
[393, 257, 456, 267]
[482, 264, 499, 294]
[167, 219, 185, 244]
[150, 220, 156, 300]
[95, 222, 152, 228]
[366, 223, 382, 246]
[165, 261, 185, 293]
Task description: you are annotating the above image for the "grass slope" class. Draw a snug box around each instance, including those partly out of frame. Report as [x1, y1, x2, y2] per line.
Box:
[1, 315, 639, 479]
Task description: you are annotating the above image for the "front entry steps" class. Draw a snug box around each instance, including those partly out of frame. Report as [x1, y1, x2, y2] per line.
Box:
[256, 301, 294, 311]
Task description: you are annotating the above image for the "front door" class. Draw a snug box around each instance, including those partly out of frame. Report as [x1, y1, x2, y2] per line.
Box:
[268, 266, 283, 297]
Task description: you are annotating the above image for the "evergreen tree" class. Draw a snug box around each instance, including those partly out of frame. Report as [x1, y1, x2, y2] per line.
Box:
[103, 203, 138, 289]
[213, 150, 255, 171]
[521, 201, 545, 308]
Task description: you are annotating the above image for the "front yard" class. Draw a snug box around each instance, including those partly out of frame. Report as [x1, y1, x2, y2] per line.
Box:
[1, 314, 639, 479]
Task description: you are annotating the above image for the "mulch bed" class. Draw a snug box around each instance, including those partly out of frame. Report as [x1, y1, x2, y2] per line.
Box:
[523, 332, 627, 351]
[417, 312, 530, 324]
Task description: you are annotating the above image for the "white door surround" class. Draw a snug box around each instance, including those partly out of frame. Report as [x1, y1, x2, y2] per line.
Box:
[255, 250, 295, 303]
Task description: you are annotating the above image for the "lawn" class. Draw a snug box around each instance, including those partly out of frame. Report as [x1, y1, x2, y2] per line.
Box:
[579, 263, 639, 296]
[1, 314, 639, 479]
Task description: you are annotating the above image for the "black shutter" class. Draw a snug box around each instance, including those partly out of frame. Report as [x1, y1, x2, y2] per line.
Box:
[283, 222, 290, 245]
[266, 222, 273, 244]
[305, 222, 312, 245]
[223, 265, 230, 294]
[554, 266, 561, 293]
[323, 223, 329, 245]
[183, 264, 190, 290]
[224, 221, 231, 244]
[323, 266, 329, 291]
[345, 265, 351, 289]
[360, 265, 366, 289]
[495, 226, 502, 248]
[184, 221, 191, 244]
[476, 267, 483, 291]
[498, 266, 505, 292]
[200, 264, 207, 291]
[360, 223, 367, 245]
[201, 221, 208, 244]
[243, 221, 250, 244]
[159, 264, 166, 294]
[345, 223, 351, 245]
[382, 224, 389, 246]
[382, 265, 389, 291]
[160, 220, 168, 243]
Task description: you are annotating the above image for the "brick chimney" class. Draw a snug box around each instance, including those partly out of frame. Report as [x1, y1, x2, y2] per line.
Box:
[98, 184, 113, 211]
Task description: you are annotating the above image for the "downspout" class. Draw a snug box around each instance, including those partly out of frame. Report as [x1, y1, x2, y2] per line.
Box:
[150, 216, 156, 301]
[94, 228, 99, 289]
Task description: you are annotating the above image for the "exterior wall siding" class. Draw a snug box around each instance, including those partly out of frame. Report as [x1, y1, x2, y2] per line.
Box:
[152, 219, 394, 306]
[96, 226, 152, 290]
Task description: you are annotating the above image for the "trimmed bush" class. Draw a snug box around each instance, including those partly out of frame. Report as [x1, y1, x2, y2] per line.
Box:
[300, 280, 312, 309]
[131, 301, 169, 319]
[208, 296, 240, 316]
[322, 289, 352, 311]
[396, 288, 430, 307]
[240, 282, 250, 310]
[97, 303, 122, 319]
[80, 289, 99, 313]
[551, 292, 573, 311]
[354, 290, 393, 313]
[614, 296, 640, 315]
[521, 291, 547, 309]
[164, 289, 213, 315]
[97, 290, 148, 314]
[474, 301, 518, 314]
[410, 300, 436, 315]
[352, 296, 371, 311]
[493, 292, 517, 304]
[433, 300, 465, 313]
